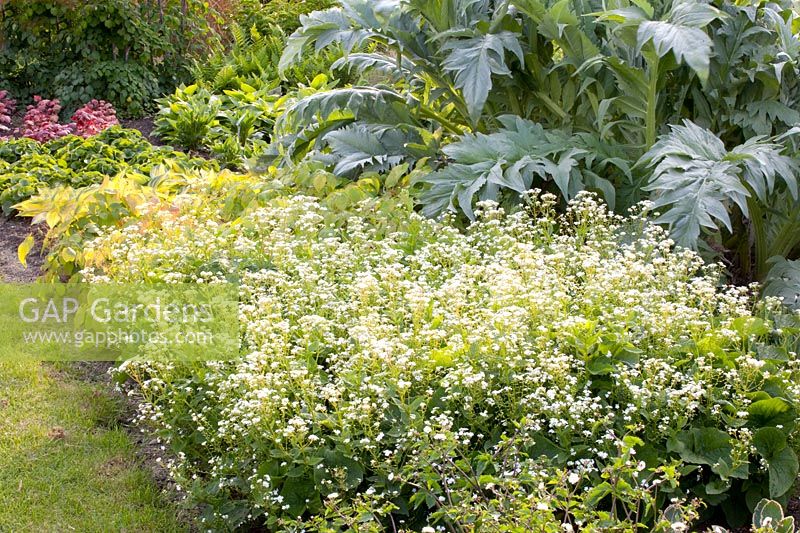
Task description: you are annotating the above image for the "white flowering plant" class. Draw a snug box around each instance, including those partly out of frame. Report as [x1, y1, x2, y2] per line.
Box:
[72, 177, 800, 531]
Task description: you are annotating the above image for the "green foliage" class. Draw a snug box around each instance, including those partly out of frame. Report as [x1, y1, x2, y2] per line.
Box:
[193, 23, 345, 93]
[416, 115, 625, 219]
[154, 85, 222, 150]
[155, 75, 338, 168]
[0, 0, 221, 117]
[235, 0, 336, 35]
[0, 127, 214, 214]
[157, 1, 355, 168]
[642, 120, 798, 278]
[275, 0, 800, 285]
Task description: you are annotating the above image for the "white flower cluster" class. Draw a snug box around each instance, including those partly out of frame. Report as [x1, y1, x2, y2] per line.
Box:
[88, 191, 800, 526]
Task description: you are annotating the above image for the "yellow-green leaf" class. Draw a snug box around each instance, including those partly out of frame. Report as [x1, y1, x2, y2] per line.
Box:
[18, 234, 35, 268]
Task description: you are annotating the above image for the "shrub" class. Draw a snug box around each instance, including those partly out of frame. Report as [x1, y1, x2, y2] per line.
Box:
[0, 0, 222, 117]
[16, 161, 401, 280]
[17, 97, 75, 142]
[75, 187, 800, 530]
[235, 0, 335, 35]
[193, 23, 347, 93]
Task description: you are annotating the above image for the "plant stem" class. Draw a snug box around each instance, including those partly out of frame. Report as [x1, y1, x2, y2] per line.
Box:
[645, 55, 660, 148]
[770, 206, 800, 260]
[418, 105, 464, 135]
[747, 198, 768, 280]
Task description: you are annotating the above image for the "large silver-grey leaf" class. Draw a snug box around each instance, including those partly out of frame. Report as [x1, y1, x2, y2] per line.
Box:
[322, 123, 418, 176]
[331, 53, 417, 81]
[280, 8, 377, 73]
[279, 0, 402, 73]
[633, 1, 723, 81]
[729, 138, 798, 202]
[764, 257, 800, 310]
[441, 32, 525, 124]
[417, 116, 619, 219]
[276, 87, 415, 134]
[645, 156, 748, 247]
[640, 120, 790, 249]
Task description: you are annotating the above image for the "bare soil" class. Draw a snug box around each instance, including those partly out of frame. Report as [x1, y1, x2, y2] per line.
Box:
[0, 216, 43, 282]
[120, 116, 161, 144]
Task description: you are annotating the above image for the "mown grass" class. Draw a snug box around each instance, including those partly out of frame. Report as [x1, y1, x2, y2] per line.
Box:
[0, 361, 187, 532]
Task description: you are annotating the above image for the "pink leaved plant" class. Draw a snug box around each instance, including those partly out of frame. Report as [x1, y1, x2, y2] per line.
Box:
[71, 99, 119, 137]
[0, 90, 15, 140]
[18, 96, 75, 142]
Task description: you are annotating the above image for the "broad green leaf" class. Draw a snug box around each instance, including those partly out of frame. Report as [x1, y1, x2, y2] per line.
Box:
[749, 397, 794, 427]
[731, 317, 770, 338]
[768, 448, 799, 498]
[753, 427, 787, 459]
[667, 427, 732, 466]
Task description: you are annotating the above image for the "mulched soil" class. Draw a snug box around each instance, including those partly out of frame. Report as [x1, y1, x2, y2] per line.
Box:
[0, 216, 43, 282]
[120, 116, 161, 144]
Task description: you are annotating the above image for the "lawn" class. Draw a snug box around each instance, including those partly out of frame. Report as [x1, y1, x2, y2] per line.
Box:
[0, 361, 186, 532]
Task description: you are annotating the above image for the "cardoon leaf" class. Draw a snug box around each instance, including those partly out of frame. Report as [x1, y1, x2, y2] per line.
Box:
[642, 120, 798, 249]
[637, 21, 713, 80]
[764, 257, 800, 310]
[418, 117, 618, 219]
[280, 8, 378, 73]
[276, 87, 413, 133]
[441, 32, 525, 124]
[323, 124, 418, 175]
[620, 0, 724, 81]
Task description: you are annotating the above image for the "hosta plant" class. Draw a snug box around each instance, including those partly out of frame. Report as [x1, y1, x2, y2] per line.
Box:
[1, 127, 215, 215]
[74, 186, 800, 530]
[154, 85, 222, 150]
